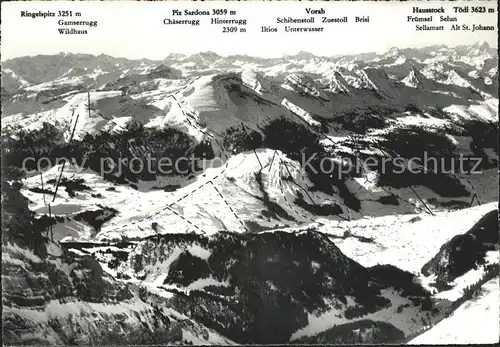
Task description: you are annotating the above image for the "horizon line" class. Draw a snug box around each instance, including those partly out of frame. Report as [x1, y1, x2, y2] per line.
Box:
[1, 41, 496, 63]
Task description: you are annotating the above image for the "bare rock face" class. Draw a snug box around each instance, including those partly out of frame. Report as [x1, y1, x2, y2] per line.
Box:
[1, 180, 47, 257]
[293, 320, 405, 344]
[1, 241, 185, 345]
[121, 231, 408, 344]
[147, 64, 183, 80]
[166, 322, 184, 342]
[421, 209, 498, 289]
[201, 328, 210, 340]
[2, 44, 498, 345]
[1, 186, 185, 346]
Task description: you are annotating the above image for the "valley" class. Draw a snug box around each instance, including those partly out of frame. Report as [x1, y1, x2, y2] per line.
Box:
[1, 42, 498, 345]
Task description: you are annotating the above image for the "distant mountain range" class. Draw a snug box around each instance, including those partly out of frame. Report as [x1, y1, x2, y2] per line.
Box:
[1, 42, 498, 345]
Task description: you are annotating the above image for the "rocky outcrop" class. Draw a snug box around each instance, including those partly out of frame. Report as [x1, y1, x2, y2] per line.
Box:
[110, 230, 431, 344]
[1, 239, 186, 345]
[329, 71, 352, 95]
[1, 181, 47, 257]
[421, 209, 498, 289]
[73, 206, 119, 233]
[294, 319, 405, 344]
[284, 73, 329, 100]
[147, 64, 183, 80]
[0, 186, 222, 345]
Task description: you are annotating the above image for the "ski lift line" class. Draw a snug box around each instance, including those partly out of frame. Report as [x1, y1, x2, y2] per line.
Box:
[369, 139, 480, 207]
[61, 108, 234, 229]
[380, 184, 430, 215]
[351, 146, 433, 216]
[280, 159, 318, 206]
[170, 94, 230, 159]
[267, 150, 278, 173]
[335, 206, 351, 222]
[459, 175, 482, 206]
[353, 177, 369, 197]
[281, 159, 350, 222]
[167, 179, 213, 208]
[52, 113, 81, 202]
[49, 220, 54, 242]
[276, 153, 354, 221]
[276, 161, 319, 223]
[225, 178, 264, 202]
[470, 194, 477, 206]
[364, 143, 454, 215]
[340, 127, 473, 214]
[54, 81, 413, 233]
[210, 182, 249, 232]
[353, 149, 415, 211]
[268, 150, 350, 222]
[469, 193, 478, 207]
[171, 76, 200, 97]
[281, 180, 313, 222]
[240, 122, 264, 170]
[125, 161, 234, 228]
[68, 113, 81, 141]
[51, 161, 67, 203]
[39, 171, 46, 205]
[63, 109, 76, 141]
[164, 205, 206, 234]
[409, 185, 435, 216]
[126, 155, 245, 227]
[48, 203, 53, 242]
[98, 112, 113, 121]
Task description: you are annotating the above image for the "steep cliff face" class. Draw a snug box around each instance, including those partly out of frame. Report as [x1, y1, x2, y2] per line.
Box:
[2, 241, 234, 345]
[1, 182, 172, 345]
[2, 244, 172, 345]
[2, 181, 47, 257]
[1, 186, 233, 346]
[97, 230, 432, 344]
[293, 319, 405, 344]
[421, 209, 498, 289]
[2, 44, 498, 345]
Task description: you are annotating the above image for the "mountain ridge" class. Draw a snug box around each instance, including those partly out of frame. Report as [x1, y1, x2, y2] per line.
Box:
[1, 41, 498, 345]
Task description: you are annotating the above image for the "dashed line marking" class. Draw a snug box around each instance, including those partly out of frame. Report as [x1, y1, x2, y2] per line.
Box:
[241, 122, 263, 170]
[266, 150, 278, 173]
[169, 93, 230, 160]
[209, 181, 249, 232]
[350, 144, 434, 215]
[164, 205, 206, 234]
[168, 179, 213, 207]
[277, 159, 317, 223]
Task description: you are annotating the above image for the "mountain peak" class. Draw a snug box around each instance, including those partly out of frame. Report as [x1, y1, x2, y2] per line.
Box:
[476, 41, 490, 49]
[164, 53, 186, 60]
[183, 51, 221, 63]
[199, 51, 220, 57]
[286, 51, 316, 59]
[402, 66, 423, 88]
[330, 71, 351, 95]
[386, 47, 400, 56]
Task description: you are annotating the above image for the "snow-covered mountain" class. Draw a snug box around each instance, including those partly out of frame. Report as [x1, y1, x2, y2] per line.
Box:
[1, 42, 498, 345]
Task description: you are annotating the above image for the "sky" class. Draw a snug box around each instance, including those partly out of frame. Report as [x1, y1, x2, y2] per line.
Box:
[1, 1, 498, 60]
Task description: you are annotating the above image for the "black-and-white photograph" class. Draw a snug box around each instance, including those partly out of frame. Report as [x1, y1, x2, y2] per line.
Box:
[1, 1, 498, 345]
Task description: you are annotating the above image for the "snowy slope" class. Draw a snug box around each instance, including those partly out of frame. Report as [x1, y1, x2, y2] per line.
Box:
[319, 202, 497, 274]
[1, 42, 498, 345]
[20, 149, 354, 241]
[409, 277, 499, 344]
